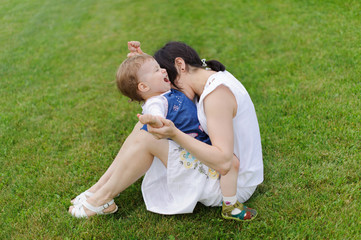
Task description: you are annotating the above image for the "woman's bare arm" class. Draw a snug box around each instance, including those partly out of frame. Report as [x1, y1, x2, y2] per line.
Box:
[146, 85, 236, 175]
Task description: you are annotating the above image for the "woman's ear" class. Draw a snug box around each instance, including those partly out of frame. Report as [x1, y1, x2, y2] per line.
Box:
[138, 82, 149, 93]
[174, 57, 186, 72]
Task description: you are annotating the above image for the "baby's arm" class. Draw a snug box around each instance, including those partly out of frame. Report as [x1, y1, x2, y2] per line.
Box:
[137, 114, 164, 128]
[127, 41, 144, 57]
[139, 95, 168, 129]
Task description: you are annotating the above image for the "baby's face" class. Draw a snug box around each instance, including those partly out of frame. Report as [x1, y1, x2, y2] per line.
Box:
[137, 58, 171, 96]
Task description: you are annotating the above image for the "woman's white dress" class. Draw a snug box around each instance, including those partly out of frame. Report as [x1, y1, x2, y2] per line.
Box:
[141, 71, 263, 214]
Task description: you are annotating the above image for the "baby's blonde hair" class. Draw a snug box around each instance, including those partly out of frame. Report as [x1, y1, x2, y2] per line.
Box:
[116, 54, 153, 102]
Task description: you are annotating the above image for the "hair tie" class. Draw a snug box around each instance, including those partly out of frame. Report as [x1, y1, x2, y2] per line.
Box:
[201, 59, 207, 67]
[201, 59, 211, 70]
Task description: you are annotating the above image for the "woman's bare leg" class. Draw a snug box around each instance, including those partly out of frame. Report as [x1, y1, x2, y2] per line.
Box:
[86, 122, 147, 193]
[71, 122, 147, 204]
[69, 125, 169, 216]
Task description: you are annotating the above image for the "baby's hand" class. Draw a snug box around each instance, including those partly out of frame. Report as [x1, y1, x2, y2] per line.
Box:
[137, 114, 163, 128]
[127, 41, 144, 57]
[128, 41, 141, 52]
[137, 114, 177, 139]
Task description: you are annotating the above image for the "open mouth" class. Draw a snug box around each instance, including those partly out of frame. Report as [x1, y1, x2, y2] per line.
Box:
[164, 77, 169, 83]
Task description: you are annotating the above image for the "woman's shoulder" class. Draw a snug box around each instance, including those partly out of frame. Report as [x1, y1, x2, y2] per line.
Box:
[202, 71, 240, 95]
[205, 70, 241, 86]
[199, 71, 250, 108]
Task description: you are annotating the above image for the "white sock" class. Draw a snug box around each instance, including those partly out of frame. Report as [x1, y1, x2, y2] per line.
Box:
[223, 195, 241, 215]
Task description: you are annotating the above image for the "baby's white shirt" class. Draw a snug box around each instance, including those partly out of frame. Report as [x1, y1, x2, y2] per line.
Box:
[141, 91, 170, 118]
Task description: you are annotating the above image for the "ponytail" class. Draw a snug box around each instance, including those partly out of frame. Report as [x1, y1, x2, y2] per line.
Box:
[205, 60, 225, 72]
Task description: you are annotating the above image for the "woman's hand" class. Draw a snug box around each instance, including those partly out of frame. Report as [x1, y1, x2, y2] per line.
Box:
[127, 41, 144, 57]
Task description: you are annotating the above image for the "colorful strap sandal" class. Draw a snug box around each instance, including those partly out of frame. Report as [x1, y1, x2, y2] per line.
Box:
[221, 201, 257, 221]
[70, 199, 118, 218]
[71, 190, 94, 205]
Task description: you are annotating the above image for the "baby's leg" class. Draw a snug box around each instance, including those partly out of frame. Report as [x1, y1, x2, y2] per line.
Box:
[220, 155, 239, 197]
[220, 155, 257, 221]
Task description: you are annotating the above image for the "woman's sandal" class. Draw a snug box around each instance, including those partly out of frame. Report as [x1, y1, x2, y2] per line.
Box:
[221, 201, 257, 221]
[71, 190, 94, 205]
[70, 199, 118, 218]
[71, 191, 121, 206]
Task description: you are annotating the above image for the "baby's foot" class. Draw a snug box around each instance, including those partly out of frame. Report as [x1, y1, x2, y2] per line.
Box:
[221, 201, 257, 221]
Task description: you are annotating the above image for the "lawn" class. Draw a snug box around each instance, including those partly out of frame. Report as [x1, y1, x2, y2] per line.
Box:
[1, 0, 360, 239]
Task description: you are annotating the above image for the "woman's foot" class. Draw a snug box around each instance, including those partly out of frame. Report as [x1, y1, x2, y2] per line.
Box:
[69, 199, 118, 218]
[70, 190, 94, 205]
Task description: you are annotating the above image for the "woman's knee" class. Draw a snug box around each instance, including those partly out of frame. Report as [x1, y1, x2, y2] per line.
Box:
[126, 124, 154, 148]
[132, 130, 167, 153]
[133, 130, 157, 149]
[126, 127, 168, 165]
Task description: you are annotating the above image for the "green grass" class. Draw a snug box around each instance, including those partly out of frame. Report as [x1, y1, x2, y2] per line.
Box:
[1, 0, 360, 239]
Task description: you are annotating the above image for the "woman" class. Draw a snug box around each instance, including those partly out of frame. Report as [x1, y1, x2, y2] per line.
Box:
[69, 42, 263, 219]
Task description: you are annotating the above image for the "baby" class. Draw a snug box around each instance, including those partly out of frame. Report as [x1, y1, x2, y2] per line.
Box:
[116, 43, 210, 144]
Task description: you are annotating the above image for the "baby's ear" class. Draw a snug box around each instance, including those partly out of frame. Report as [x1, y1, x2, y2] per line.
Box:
[138, 82, 149, 93]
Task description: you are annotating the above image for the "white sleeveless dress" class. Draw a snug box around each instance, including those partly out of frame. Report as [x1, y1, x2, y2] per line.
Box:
[141, 71, 263, 214]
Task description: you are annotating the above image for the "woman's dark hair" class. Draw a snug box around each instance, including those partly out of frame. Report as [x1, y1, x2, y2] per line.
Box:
[153, 41, 225, 88]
